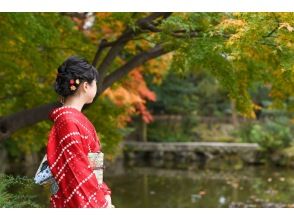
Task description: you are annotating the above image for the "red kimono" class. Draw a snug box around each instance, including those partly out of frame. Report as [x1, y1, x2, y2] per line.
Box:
[46, 106, 111, 208]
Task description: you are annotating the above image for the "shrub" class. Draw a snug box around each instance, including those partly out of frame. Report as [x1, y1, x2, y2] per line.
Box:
[237, 118, 293, 151]
[0, 174, 41, 208]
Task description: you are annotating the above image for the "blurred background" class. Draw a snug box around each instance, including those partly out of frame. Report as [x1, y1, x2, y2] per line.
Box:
[1, 12, 294, 208]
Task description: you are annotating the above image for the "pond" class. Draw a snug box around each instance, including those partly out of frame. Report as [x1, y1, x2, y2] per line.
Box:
[3, 158, 294, 208]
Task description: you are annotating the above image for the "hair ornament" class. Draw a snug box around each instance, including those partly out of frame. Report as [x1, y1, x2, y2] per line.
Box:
[70, 85, 76, 91]
[69, 78, 80, 91]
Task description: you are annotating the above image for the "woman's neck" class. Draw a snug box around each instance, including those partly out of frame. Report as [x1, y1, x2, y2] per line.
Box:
[63, 99, 84, 112]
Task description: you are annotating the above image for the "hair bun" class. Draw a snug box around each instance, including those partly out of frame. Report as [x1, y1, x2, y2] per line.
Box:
[57, 64, 67, 74]
[54, 55, 99, 98]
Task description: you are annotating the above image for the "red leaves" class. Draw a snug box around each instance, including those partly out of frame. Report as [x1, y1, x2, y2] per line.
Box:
[103, 68, 156, 124]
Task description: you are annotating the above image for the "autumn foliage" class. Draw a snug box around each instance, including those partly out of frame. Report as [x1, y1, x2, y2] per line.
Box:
[103, 68, 156, 126]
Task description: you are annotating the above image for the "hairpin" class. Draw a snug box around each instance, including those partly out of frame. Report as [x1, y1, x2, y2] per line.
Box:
[70, 85, 76, 91]
[69, 79, 80, 91]
[69, 79, 80, 85]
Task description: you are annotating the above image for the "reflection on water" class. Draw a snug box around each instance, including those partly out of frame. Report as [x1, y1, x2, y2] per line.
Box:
[3, 159, 294, 208]
[106, 164, 294, 208]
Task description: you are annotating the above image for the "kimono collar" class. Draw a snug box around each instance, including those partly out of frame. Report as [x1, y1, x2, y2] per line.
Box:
[48, 106, 81, 122]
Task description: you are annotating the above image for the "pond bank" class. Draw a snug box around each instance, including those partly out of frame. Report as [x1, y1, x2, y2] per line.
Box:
[122, 141, 264, 167]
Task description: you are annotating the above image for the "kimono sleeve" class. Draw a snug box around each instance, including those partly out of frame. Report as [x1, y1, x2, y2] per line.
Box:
[55, 120, 109, 208]
[101, 182, 111, 195]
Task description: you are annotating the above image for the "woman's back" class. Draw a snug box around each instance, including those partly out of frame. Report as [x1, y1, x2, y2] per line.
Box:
[47, 106, 111, 208]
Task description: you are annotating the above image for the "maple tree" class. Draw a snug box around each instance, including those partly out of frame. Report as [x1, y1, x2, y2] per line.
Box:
[0, 12, 294, 157]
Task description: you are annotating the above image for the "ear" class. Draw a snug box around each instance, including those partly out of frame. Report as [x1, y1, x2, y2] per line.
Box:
[81, 81, 89, 92]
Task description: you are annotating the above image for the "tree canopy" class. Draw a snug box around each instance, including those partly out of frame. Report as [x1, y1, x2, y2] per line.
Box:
[0, 12, 293, 158]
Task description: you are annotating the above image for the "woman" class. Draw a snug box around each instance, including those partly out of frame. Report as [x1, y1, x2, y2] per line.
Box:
[46, 56, 113, 208]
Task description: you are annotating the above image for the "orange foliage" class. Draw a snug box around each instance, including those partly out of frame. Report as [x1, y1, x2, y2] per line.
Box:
[103, 68, 156, 125]
[69, 13, 170, 125]
[143, 53, 173, 84]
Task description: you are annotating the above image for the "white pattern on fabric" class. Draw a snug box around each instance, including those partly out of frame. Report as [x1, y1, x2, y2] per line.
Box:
[83, 192, 97, 208]
[58, 132, 86, 148]
[57, 173, 66, 184]
[47, 123, 89, 161]
[50, 140, 80, 169]
[54, 111, 73, 122]
[63, 172, 95, 206]
[70, 119, 96, 145]
[55, 153, 75, 180]
[50, 197, 57, 208]
[48, 106, 111, 208]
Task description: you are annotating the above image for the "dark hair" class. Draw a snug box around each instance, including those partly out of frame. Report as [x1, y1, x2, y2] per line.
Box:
[54, 56, 98, 98]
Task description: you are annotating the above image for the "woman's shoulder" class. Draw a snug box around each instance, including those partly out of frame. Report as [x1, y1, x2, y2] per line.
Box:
[49, 106, 85, 123]
[54, 115, 84, 133]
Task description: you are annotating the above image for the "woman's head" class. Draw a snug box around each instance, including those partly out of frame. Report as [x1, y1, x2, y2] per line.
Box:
[54, 56, 98, 104]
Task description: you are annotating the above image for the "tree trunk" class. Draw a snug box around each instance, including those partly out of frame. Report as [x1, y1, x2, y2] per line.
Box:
[0, 13, 176, 142]
[231, 99, 239, 128]
[0, 102, 62, 141]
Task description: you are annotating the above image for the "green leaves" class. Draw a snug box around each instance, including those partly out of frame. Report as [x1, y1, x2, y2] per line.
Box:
[0, 13, 99, 157]
[0, 174, 41, 208]
[163, 13, 294, 117]
[1, 12, 294, 160]
[238, 118, 293, 151]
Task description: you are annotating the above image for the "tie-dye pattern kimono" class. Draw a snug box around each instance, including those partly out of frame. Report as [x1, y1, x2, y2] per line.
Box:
[46, 106, 111, 208]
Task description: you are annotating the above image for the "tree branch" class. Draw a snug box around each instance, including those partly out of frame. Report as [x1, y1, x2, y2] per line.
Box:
[0, 13, 174, 140]
[0, 102, 62, 141]
[94, 12, 173, 96]
[263, 14, 280, 38]
[263, 25, 280, 38]
[99, 44, 173, 95]
[92, 39, 109, 67]
[97, 12, 173, 77]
